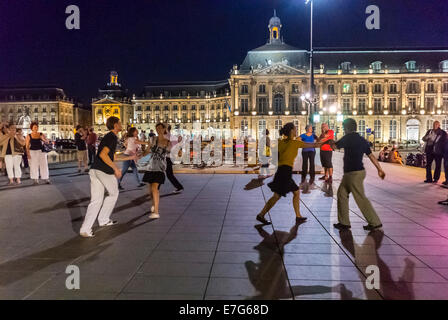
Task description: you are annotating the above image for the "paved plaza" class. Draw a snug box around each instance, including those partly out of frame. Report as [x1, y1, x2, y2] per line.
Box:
[1, 152, 448, 300]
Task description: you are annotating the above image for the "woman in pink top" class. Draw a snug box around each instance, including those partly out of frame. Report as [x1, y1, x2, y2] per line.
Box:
[118, 127, 149, 190]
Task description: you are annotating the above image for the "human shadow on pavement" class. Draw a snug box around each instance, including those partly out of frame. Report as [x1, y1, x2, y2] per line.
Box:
[0, 213, 153, 288]
[245, 223, 351, 300]
[339, 229, 415, 300]
[321, 181, 334, 197]
[244, 177, 267, 190]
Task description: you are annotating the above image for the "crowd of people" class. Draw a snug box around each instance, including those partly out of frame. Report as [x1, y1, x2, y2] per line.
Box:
[378, 146, 403, 165]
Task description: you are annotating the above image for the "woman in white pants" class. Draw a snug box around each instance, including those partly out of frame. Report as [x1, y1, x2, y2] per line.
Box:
[25, 122, 50, 185]
[0, 124, 25, 185]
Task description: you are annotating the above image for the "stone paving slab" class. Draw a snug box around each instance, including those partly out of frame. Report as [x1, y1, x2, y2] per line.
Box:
[0, 151, 448, 300]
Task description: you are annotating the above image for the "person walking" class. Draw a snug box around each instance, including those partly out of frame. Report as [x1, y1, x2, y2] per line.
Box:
[142, 123, 170, 219]
[164, 124, 184, 193]
[25, 122, 50, 185]
[0, 124, 25, 185]
[255, 122, 322, 225]
[318, 123, 334, 183]
[86, 128, 98, 166]
[75, 125, 88, 173]
[80, 116, 137, 238]
[118, 127, 148, 190]
[0, 122, 7, 176]
[299, 124, 318, 185]
[422, 121, 446, 183]
[327, 118, 385, 231]
[259, 129, 271, 179]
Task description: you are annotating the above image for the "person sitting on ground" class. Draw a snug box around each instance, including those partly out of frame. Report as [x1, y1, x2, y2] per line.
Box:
[255, 122, 322, 226]
[387, 147, 403, 165]
[378, 146, 389, 162]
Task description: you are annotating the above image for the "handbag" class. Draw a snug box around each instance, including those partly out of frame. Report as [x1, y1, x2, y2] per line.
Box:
[41, 142, 52, 153]
[13, 138, 24, 154]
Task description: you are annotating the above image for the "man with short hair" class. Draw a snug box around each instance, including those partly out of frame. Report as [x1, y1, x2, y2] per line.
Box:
[318, 123, 334, 183]
[80, 117, 137, 238]
[75, 125, 88, 173]
[327, 118, 385, 231]
[422, 121, 446, 183]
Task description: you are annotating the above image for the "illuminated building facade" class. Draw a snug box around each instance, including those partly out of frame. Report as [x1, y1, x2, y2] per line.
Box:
[0, 87, 75, 139]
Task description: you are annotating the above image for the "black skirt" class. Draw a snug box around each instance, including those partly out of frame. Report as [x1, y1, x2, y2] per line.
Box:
[142, 171, 165, 188]
[267, 165, 299, 197]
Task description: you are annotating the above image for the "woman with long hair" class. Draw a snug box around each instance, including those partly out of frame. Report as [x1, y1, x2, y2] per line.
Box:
[118, 127, 149, 190]
[25, 122, 50, 185]
[142, 123, 170, 219]
[256, 122, 321, 225]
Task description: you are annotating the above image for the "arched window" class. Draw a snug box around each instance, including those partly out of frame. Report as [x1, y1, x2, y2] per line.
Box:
[371, 61, 382, 72]
[405, 60, 416, 71]
[440, 60, 448, 72]
[389, 120, 397, 140]
[374, 120, 381, 139]
[358, 120, 366, 138]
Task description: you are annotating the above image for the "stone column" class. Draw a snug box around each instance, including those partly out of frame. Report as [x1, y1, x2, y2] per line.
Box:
[368, 80, 373, 112]
[384, 79, 389, 112]
[337, 80, 342, 112]
[268, 81, 273, 111]
[234, 82, 239, 112]
[284, 80, 290, 111]
[352, 80, 357, 113]
[251, 79, 257, 112]
[401, 79, 407, 111]
[437, 79, 442, 110]
[420, 80, 425, 111]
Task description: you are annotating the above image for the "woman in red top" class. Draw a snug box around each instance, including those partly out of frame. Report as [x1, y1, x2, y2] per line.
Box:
[318, 123, 334, 183]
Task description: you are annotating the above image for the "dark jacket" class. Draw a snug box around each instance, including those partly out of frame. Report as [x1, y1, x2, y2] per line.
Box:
[422, 128, 447, 155]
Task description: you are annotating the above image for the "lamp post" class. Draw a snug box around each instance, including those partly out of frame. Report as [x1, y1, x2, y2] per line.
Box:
[305, 0, 315, 126]
[301, 93, 327, 128]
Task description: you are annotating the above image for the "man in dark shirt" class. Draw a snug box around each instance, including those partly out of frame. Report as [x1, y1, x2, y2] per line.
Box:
[75, 125, 88, 173]
[422, 121, 446, 183]
[327, 118, 385, 231]
[80, 116, 137, 238]
[86, 128, 98, 166]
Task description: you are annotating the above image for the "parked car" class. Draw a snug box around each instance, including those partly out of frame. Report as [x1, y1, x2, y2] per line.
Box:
[55, 139, 76, 150]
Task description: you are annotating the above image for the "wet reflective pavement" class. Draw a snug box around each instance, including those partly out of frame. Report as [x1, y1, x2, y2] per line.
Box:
[0, 151, 447, 299]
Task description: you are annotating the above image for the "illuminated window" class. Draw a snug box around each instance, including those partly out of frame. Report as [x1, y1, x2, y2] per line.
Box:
[389, 98, 397, 113]
[389, 120, 397, 140]
[358, 120, 366, 138]
[405, 60, 416, 71]
[342, 83, 351, 93]
[374, 120, 382, 139]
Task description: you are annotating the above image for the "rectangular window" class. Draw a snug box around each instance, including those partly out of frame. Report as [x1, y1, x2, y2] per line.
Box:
[443, 98, 448, 112]
[426, 97, 435, 112]
[291, 84, 299, 93]
[389, 120, 397, 140]
[342, 83, 351, 94]
[443, 82, 448, 92]
[389, 83, 397, 93]
[291, 97, 300, 113]
[342, 99, 350, 113]
[389, 98, 397, 113]
[358, 99, 366, 113]
[374, 98, 382, 113]
[259, 84, 266, 93]
[241, 99, 249, 113]
[409, 97, 417, 112]
[258, 97, 267, 113]
[409, 82, 418, 93]
[427, 82, 435, 93]
[241, 85, 249, 94]
[358, 83, 366, 94]
[328, 84, 335, 94]
[374, 83, 382, 93]
[374, 120, 382, 139]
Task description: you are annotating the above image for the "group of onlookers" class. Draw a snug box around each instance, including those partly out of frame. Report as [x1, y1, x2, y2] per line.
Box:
[74, 125, 98, 173]
[0, 121, 50, 185]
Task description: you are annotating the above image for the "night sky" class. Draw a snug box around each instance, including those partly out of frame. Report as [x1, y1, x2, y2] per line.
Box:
[1, 0, 447, 104]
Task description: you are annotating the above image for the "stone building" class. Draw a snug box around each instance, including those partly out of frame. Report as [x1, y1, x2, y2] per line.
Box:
[230, 11, 448, 143]
[91, 71, 133, 135]
[0, 87, 75, 139]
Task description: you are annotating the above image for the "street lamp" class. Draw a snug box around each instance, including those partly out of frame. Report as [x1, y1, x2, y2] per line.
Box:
[305, 0, 315, 126]
[301, 92, 327, 125]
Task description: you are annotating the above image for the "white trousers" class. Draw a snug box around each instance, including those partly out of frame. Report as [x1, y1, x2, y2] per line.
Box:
[29, 150, 49, 180]
[80, 169, 119, 233]
[5, 155, 22, 179]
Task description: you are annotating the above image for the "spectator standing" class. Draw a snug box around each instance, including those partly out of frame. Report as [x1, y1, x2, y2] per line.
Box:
[86, 128, 98, 166]
[318, 123, 335, 184]
[422, 121, 446, 183]
[75, 125, 88, 173]
[299, 124, 318, 185]
[25, 122, 50, 185]
[0, 124, 25, 185]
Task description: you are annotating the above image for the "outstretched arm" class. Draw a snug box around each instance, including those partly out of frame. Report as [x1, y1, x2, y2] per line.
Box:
[368, 153, 386, 179]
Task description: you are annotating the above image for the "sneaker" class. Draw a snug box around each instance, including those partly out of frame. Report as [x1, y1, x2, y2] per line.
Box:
[118, 185, 124, 191]
[149, 213, 160, 219]
[99, 220, 118, 227]
[80, 231, 95, 238]
[138, 183, 146, 187]
[333, 223, 351, 230]
[424, 179, 433, 183]
[438, 200, 448, 205]
[77, 169, 81, 173]
[172, 188, 183, 194]
[319, 176, 326, 180]
[45, 180, 51, 184]
[151, 205, 155, 213]
[363, 224, 383, 231]
[33, 180, 39, 185]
